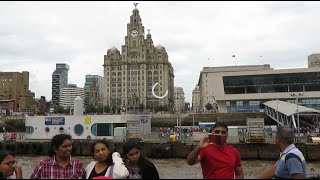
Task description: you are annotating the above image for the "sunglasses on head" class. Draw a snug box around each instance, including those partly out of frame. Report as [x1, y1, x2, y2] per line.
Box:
[213, 130, 228, 135]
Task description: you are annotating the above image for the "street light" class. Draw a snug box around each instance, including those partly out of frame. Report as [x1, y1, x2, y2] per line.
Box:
[276, 99, 280, 126]
[289, 93, 304, 141]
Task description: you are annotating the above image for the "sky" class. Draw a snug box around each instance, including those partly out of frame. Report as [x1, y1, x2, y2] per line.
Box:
[1, 1, 320, 103]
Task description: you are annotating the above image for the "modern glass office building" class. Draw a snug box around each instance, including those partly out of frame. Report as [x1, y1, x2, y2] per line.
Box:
[52, 63, 69, 107]
[197, 64, 320, 113]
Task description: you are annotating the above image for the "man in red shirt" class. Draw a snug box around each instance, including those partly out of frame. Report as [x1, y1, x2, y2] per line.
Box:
[187, 122, 244, 179]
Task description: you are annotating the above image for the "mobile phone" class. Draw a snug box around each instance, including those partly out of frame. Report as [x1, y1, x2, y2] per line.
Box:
[208, 134, 227, 145]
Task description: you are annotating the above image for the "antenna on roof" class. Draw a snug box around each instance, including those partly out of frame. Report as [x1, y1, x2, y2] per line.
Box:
[232, 55, 236, 66]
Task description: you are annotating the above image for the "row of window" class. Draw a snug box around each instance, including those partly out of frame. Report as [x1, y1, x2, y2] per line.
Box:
[108, 64, 163, 71]
[226, 99, 320, 107]
[226, 101, 261, 107]
[1, 79, 12, 82]
[26, 123, 126, 137]
[108, 70, 163, 77]
[288, 99, 320, 105]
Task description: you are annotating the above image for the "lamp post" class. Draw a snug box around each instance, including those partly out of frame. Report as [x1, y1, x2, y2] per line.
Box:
[69, 106, 73, 116]
[276, 99, 279, 126]
[102, 98, 104, 115]
[289, 93, 304, 141]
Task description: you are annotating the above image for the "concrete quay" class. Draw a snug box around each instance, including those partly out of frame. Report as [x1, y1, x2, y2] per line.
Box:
[1, 140, 319, 161]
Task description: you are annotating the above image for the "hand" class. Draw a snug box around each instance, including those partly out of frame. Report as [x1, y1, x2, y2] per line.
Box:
[112, 152, 121, 158]
[14, 165, 23, 179]
[198, 133, 213, 150]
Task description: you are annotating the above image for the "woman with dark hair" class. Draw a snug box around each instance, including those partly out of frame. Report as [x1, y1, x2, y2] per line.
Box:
[30, 134, 86, 179]
[0, 151, 22, 179]
[85, 140, 128, 179]
[122, 140, 159, 179]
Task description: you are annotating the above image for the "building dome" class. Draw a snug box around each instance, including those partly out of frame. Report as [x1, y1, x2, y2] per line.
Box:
[156, 44, 164, 49]
[109, 46, 118, 52]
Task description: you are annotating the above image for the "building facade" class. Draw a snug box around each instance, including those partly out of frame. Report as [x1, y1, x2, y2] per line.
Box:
[0, 71, 37, 112]
[103, 5, 174, 112]
[197, 63, 320, 113]
[52, 63, 69, 107]
[84, 75, 104, 107]
[192, 85, 201, 113]
[308, 53, 320, 68]
[0, 100, 16, 115]
[59, 84, 85, 109]
[38, 96, 46, 114]
[174, 87, 185, 113]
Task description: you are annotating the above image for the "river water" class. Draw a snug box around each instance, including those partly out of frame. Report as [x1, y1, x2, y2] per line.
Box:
[15, 156, 319, 179]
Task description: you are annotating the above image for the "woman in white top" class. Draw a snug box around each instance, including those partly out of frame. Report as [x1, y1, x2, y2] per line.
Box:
[86, 140, 129, 179]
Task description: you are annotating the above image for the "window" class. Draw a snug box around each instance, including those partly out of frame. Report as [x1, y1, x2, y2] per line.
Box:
[59, 127, 64, 133]
[91, 123, 112, 136]
[226, 101, 231, 107]
[74, 124, 84, 136]
[26, 126, 34, 134]
[236, 101, 244, 107]
[249, 101, 260, 106]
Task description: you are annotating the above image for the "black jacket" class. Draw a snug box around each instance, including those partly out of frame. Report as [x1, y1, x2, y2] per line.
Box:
[138, 156, 160, 179]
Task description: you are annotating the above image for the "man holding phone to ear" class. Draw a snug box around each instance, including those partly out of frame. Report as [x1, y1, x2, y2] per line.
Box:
[187, 122, 244, 179]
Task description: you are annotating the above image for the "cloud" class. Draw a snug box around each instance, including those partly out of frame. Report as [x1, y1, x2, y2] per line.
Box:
[1, 1, 320, 103]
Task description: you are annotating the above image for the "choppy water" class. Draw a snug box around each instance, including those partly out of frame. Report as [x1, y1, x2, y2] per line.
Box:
[16, 156, 319, 179]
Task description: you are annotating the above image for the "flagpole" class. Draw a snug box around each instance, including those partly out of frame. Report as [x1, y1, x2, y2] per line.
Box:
[232, 55, 236, 66]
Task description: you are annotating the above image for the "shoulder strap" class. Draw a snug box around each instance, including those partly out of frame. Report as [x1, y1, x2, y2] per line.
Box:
[108, 165, 114, 178]
[285, 153, 301, 162]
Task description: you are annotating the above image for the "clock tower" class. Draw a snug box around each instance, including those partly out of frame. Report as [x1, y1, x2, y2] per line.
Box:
[103, 3, 174, 113]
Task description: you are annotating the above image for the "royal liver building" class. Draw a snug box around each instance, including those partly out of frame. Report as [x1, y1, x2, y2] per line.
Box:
[103, 4, 174, 112]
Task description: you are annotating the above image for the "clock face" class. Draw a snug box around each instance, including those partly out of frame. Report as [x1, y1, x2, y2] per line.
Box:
[131, 29, 139, 38]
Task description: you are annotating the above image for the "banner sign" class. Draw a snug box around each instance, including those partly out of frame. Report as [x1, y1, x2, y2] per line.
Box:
[45, 117, 65, 125]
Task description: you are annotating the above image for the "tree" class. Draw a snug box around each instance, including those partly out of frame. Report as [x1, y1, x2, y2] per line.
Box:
[96, 105, 103, 114]
[139, 104, 144, 112]
[112, 106, 116, 114]
[55, 105, 65, 114]
[104, 106, 111, 113]
[205, 103, 213, 111]
[45, 102, 51, 112]
[85, 104, 96, 114]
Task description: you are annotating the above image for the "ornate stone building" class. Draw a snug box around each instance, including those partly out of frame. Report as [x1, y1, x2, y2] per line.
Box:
[103, 4, 174, 112]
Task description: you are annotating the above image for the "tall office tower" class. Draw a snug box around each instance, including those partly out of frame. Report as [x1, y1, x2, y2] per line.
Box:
[84, 75, 104, 107]
[52, 63, 69, 107]
[174, 87, 185, 114]
[192, 85, 200, 113]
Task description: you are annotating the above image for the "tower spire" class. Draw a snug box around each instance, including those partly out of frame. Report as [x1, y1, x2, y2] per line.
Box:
[133, 2, 138, 9]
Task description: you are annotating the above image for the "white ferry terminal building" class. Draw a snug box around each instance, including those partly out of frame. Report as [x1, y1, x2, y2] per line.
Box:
[24, 114, 151, 141]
